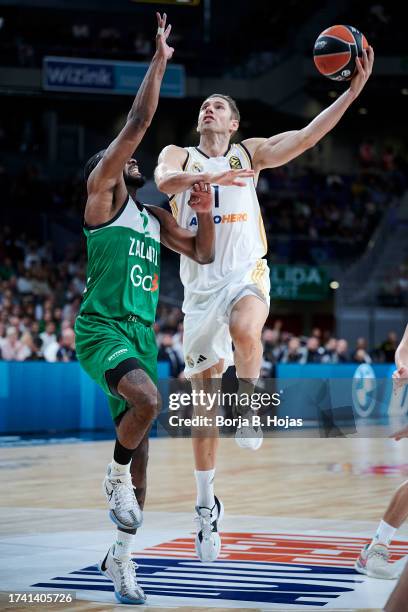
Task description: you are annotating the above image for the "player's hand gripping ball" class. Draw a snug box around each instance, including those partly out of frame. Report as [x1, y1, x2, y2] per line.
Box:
[313, 25, 368, 81]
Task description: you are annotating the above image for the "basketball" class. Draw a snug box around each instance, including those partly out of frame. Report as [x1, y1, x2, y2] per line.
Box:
[313, 25, 369, 81]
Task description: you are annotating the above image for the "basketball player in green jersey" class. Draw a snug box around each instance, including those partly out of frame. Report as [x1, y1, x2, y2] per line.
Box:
[75, 13, 251, 605]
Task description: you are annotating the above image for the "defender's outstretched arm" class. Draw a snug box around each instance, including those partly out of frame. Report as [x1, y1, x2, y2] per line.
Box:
[89, 13, 174, 191]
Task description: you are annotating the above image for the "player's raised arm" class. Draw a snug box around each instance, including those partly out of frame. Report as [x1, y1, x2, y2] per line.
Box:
[88, 13, 174, 192]
[246, 46, 374, 172]
[155, 145, 254, 195]
[147, 183, 215, 264]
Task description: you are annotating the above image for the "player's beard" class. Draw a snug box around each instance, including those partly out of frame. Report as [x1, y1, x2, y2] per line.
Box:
[123, 171, 147, 189]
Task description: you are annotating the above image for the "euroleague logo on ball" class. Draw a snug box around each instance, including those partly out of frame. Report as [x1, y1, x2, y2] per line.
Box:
[313, 24, 368, 82]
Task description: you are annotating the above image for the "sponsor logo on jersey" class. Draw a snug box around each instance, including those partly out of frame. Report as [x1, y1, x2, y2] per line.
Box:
[32, 531, 408, 607]
[129, 237, 158, 265]
[189, 213, 248, 227]
[229, 155, 242, 169]
[130, 265, 159, 292]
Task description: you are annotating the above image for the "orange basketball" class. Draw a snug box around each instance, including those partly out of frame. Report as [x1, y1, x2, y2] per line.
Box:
[313, 25, 369, 81]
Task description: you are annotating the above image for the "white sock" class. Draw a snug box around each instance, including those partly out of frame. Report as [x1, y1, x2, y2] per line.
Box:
[110, 458, 130, 476]
[372, 520, 397, 547]
[113, 529, 135, 561]
[195, 469, 215, 508]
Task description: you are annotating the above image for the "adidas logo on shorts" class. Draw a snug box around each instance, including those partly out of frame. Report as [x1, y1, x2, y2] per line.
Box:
[186, 354, 207, 368]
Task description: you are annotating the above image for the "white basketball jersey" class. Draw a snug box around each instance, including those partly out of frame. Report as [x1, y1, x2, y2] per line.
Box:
[170, 143, 268, 311]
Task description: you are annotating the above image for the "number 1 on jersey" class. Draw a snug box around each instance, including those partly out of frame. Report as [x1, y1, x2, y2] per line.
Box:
[214, 185, 220, 208]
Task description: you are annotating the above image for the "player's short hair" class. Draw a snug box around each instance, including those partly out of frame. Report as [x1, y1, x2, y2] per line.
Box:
[84, 149, 106, 182]
[206, 94, 240, 122]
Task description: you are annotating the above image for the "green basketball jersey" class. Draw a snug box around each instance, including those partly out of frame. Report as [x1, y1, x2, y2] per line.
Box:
[79, 195, 160, 325]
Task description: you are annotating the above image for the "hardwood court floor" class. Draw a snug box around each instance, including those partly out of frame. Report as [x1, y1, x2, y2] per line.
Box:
[1, 436, 408, 523]
[1, 436, 408, 611]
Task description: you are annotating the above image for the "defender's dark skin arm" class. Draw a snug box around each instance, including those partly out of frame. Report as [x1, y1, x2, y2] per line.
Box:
[148, 183, 215, 264]
[85, 13, 174, 226]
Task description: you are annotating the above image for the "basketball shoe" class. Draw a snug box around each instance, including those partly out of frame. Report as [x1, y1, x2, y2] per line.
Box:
[99, 545, 146, 604]
[103, 464, 143, 530]
[194, 495, 224, 562]
[355, 543, 401, 579]
[235, 411, 263, 450]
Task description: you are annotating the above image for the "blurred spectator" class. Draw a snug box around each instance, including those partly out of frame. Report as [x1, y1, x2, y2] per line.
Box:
[279, 336, 304, 363]
[56, 328, 77, 362]
[24, 242, 41, 269]
[303, 336, 324, 364]
[16, 267, 33, 294]
[1, 325, 31, 361]
[333, 339, 350, 363]
[311, 327, 322, 342]
[0, 257, 15, 280]
[40, 321, 57, 352]
[31, 267, 51, 297]
[322, 337, 337, 363]
[352, 337, 372, 364]
[172, 322, 184, 364]
[378, 261, 408, 307]
[158, 331, 183, 378]
[262, 328, 280, 364]
[354, 348, 372, 364]
[44, 333, 62, 363]
[20, 330, 41, 360]
[377, 332, 398, 363]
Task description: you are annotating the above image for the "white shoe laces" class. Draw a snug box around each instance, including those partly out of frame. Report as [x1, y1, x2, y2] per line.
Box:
[117, 558, 141, 596]
[370, 546, 389, 562]
[195, 508, 214, 541]
[111, 477, 136, 512]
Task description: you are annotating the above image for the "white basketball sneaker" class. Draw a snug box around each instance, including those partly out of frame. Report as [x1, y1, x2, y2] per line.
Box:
[99, 545, 146, 605]
[235, 414, 263, 450]
[355, 543, 401, 579]
[103, 464, 143, 530]
[194, 496, 224, 562]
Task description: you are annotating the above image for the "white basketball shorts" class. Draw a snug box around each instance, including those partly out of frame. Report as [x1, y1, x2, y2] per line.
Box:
[182, 260, 270, 377]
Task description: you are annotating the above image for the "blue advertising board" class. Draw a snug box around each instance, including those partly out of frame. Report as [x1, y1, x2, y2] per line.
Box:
[43, 56, 185, 97]
[0, 362, 405, 436]
[0, 361, 170, 434]
[275, 363, 400, 426]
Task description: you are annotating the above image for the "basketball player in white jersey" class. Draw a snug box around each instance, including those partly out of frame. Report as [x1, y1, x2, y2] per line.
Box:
[155, 45, 374, 562]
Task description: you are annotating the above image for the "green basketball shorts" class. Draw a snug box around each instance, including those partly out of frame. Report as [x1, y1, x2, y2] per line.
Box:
[75, 314, 158, 421]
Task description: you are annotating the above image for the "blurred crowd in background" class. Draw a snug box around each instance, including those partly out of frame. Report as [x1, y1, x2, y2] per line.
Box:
[1, 136, 406, 263]
[0, 230, 399, 374]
